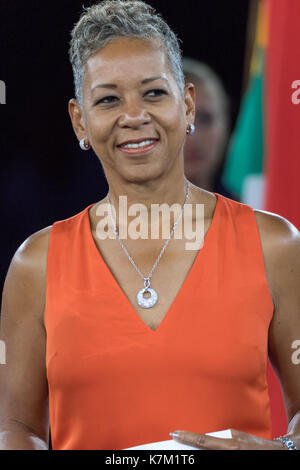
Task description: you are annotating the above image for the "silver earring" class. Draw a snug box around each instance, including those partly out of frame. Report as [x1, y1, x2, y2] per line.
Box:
[79, 138, 90, 150]
[186, 123, 195, 135]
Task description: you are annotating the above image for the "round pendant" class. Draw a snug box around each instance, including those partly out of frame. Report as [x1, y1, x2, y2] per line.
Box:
[136, 287, 158, 309]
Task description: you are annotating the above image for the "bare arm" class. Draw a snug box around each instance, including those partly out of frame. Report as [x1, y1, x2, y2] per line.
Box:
[256, 210, 300, 445]
[0, 227, 51, 449]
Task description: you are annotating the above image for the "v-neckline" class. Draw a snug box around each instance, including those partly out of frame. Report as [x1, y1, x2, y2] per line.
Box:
[85, 192, 222, 333]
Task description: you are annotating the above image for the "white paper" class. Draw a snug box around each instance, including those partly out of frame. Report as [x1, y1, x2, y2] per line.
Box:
[124, 429, 232, 450]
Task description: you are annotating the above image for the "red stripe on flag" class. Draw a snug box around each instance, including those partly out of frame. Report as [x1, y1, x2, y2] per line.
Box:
[265, 0, 300, 228]
[264, 0, 300, 438]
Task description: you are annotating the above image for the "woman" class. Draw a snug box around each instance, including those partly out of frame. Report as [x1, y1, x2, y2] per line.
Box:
[0, 0, 299, 450]
[182, 57, 237, 200]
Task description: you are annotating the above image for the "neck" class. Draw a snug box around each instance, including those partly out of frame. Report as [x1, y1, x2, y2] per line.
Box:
[106, 174, 190, 238]
[107, 174, 188, 211]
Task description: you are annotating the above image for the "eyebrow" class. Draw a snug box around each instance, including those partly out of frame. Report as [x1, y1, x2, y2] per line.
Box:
[91, 76, 168, 91]
[141, 76, 168, 85]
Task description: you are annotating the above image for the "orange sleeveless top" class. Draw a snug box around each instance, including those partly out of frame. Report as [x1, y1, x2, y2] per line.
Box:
[45, 193, 274, 450]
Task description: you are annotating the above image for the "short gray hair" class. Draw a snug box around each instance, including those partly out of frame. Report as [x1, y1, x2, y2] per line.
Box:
[69, 0, 185, 106]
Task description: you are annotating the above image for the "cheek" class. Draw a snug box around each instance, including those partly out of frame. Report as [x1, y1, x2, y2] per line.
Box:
[86, 112, 112, 143]
[163, 94, 186, 123]
[84, 117, 114, 164]
[161, 103, 186, 141]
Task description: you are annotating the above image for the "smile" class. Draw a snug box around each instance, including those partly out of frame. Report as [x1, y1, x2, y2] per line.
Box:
[117, 139, 159, 155]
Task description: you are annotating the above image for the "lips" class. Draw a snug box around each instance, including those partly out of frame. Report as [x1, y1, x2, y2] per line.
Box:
[117, 137, 159, 155]
[117, 137, 159, 147]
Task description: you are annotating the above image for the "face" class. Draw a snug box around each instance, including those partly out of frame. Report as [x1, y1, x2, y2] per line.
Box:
[69, 37, 195, 185]
[184, 81, 228, 184]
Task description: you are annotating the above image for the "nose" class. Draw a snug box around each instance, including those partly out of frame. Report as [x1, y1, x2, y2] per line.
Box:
[118, 99, 151, 128]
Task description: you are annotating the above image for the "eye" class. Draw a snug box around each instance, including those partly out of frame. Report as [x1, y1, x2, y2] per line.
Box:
[95, 96, 119, 105]
[145, 89, 168, 98]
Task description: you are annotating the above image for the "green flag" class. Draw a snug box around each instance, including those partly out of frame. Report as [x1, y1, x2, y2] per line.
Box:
[222, 2, 266, 204]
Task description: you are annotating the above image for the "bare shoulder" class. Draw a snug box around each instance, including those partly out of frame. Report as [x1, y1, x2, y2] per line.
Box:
[253, 209, 300, 250]
[2, 226, 52, 326]
[9, 225, 52, 281]
[253, 209, 300, 306]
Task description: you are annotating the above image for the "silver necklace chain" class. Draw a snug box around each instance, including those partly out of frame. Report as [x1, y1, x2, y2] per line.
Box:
[107, 179, 190, 308]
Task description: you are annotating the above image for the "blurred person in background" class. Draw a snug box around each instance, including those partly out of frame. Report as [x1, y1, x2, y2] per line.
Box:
[183, 57, 238, 200]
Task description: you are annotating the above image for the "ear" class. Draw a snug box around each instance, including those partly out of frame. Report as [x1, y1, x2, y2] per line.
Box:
[184, 82, 196, 126]
[68, 98, 87, 142]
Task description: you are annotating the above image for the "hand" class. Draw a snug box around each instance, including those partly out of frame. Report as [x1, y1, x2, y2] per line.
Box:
[169, 429, 290, 450]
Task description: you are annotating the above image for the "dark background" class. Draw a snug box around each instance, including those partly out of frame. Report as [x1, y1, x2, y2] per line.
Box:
[0, 0, 250, 291]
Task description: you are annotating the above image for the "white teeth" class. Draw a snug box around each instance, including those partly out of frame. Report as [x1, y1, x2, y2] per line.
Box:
[121, 139, 156, 149]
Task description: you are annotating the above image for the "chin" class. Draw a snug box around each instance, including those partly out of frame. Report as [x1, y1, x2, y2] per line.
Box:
[120, 165, 165, 184]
